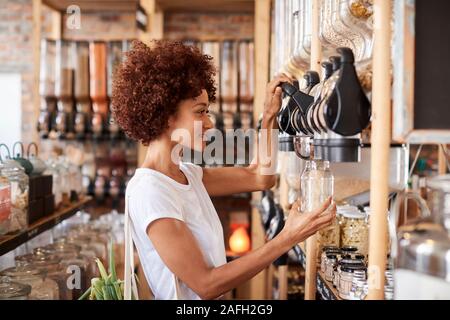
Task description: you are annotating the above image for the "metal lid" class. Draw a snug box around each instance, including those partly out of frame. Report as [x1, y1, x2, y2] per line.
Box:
[0, 277, 31, 299]
[342, 210, 366, 219]
[341, 264, 366, 273]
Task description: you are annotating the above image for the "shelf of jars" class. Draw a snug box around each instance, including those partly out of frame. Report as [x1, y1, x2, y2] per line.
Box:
[0, 196, 92, 257]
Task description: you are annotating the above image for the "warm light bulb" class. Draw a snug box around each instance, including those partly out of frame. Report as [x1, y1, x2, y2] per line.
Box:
[229, 227, 250, 254]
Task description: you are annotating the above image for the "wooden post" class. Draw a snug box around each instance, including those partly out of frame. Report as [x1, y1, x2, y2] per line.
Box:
[278, 265, 288, 300]
[304, 0, 322, 300]
[137, 0, 164, 166]
[32, 0, 42, 146]
[367, 0, 392, 300]
[438, 145, 447, 175]
[249, 0, 271, 300]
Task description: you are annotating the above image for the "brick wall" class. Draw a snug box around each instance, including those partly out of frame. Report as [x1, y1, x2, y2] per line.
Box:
[62, 12, 136, 41]
[0, 0, 36, 145]
[164, 12, 254, 41]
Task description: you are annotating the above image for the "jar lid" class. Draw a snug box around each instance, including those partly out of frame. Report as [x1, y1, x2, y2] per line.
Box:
[354, 254, 366, 260]
[341, 264, 367, 273]
[326, 254, 337, 259]
[0, 277, 31, 299]
[342, 210, 366, 219]
[341, 246, 359, 252]
[322, 245, 340, 252]
[0, 264, 45, 279]
[340, 259, 365, 267]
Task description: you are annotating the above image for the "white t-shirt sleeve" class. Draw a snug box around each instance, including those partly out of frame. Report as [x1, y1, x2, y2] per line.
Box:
[129, 185, 184, 235]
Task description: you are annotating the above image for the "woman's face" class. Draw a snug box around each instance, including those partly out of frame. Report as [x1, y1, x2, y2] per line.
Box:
[169, 89, 214, 152]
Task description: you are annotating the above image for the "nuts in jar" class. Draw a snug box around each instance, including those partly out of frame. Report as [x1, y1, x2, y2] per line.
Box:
[340, 210, 369, 256]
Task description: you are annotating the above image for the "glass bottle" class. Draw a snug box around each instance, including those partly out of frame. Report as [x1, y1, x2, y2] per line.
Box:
[300, 160, 334, 212]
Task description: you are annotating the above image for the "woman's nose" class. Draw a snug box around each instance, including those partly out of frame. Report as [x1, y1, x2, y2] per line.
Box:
[204, 115, 214, 131]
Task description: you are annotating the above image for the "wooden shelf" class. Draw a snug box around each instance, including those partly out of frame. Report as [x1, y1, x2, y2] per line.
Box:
[43, 0, 139, 13]
[156, 0, 254, 13]
[0, 196, 93, 256]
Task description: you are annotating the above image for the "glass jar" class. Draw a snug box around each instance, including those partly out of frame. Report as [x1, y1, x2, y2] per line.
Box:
[15, 253, 72, 300]
[0, 276, 31, 300]
[317, 217, 340, 262]
[57, 157, 71, 206]
[325, 253, 337, 282]
[44, 158, 62, 208]
[340, 209, 369, 255]
[300, 160, 334, 212]
[0, 264, 59, 300]
[40, 39, 56, 98]
[321, 246, 340, 273]
[1, 161, 28, 234]
[338, 264, 366, 300]
[0, 172, 11, 236]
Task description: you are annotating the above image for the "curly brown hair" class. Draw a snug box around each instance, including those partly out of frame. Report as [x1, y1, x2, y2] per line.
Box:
[111, 40, 216, 145]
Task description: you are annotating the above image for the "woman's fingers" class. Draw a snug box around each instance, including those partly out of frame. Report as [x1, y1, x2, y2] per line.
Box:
[290, 199, 301, 214]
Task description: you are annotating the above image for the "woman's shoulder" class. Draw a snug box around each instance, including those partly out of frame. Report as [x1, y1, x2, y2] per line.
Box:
[126, 168, 177, 196]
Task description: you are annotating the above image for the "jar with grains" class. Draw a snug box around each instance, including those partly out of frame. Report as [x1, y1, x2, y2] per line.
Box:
[0, 160, 28, 234]
[325, 254, 338, 282]
[340, 209, 368, 256]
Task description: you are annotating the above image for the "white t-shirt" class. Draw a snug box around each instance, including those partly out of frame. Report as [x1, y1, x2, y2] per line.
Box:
[126, 162, 227, 300]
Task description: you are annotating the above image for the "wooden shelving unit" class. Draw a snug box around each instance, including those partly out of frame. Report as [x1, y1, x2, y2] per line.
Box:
[0, 196, 93, 256]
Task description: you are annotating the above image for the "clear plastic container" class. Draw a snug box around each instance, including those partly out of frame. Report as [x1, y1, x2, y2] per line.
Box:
[0, 264, 59, 300]
[55, 40, 75, 99]
[340, 209, 369, 255]
[40, 39, 56, 97]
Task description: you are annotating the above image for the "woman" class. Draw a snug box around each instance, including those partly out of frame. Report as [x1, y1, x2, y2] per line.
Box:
[112, 40, 336, 300]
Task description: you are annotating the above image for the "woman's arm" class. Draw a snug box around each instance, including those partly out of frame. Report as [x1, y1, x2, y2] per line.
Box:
[147, 197, 336, 299]
[202, 74, 293, 196]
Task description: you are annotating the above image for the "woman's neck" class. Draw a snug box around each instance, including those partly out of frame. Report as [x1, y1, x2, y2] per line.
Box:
[141, 136, 188, 184]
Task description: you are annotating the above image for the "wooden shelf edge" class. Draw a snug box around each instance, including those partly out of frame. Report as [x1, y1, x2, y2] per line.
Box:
[0, 196, 93, 256]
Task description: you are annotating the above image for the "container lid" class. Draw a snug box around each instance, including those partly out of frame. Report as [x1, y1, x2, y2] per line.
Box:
[0, 277, 31, 299]
[0, 264, 45, 279]
[341, 264, 366, 273]
[326, 254, 337, 260]
[341, 246, 359, 252]
[341, 210, 366, 219]
[322, 245, 339, 252]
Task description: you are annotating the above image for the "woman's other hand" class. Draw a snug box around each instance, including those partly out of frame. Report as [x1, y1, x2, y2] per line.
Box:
[280, 196, 337, 246]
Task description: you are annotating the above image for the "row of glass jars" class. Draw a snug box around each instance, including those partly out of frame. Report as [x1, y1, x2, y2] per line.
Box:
[321, 246, 394, 300]
[0, 220, 113, 300]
